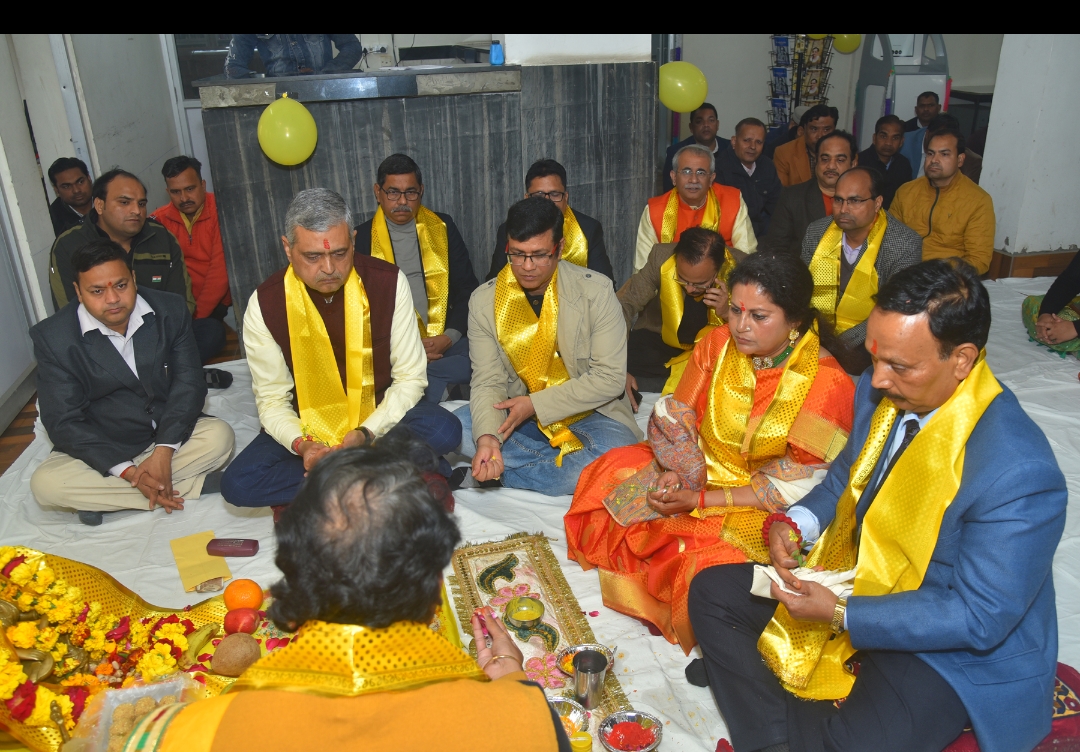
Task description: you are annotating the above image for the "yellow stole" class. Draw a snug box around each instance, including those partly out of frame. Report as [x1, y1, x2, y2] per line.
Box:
[494, 264, 592, 466]
[758, 357, 1002, 700]
[808, 209, 888, 334]
[370, 205, 450, 338]
[561, 206, 588, 267]
[284, 266, 375, 447]
[660, 186, 719, 243]
[658, 249, 736, 394]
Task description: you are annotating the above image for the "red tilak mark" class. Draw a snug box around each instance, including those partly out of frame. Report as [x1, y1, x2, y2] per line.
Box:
[738, 303, 746, 312]
[323, 239, 330, 249]
[870, 339, 878, 355]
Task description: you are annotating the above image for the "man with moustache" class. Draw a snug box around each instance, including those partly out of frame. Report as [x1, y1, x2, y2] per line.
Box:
[760, 130, 857, 258]
[857, 115, 911, 209]
[716, 117, 783, 237]
[220, 188, 461, 511]
[152, 156, 232, 364]
[454, 197, 641, 495]
[635, 144, 757, 272]
[662, 103, 729, 192]
[890, 127, 995, 274]
[47, 157, 93, 237]
[773, 104, 838, 187]
[801, 167, 922, 373]
[355, 154, 479, 403]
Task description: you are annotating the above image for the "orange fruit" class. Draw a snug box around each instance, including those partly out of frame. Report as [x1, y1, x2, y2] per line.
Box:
[223, 579, 264, 611]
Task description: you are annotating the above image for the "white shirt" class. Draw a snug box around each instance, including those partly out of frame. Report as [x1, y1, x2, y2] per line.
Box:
[243, 268, 428, 452]
[742, 161, 757, 178]
[77, 294, 180, 476]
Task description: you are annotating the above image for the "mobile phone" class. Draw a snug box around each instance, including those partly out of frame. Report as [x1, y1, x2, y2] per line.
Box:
[631, 388, 643, 404]
[206, 539, 259, 557]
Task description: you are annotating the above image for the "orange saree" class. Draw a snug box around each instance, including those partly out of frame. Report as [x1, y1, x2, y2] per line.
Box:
[564, 326, 855, 650]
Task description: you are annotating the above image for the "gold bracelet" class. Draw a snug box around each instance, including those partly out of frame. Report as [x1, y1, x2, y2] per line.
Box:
[723, 487, 734, 509]
[483, 654, 519, 669]
[830, 597, 848, 635]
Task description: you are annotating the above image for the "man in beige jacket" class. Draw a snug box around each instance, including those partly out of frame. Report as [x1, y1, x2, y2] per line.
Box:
[453, 198, 641, 496]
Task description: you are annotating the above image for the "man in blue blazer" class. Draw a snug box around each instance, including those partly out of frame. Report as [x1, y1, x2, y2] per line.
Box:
[688, 259, 1067, 752]
[30, 240, 234, 526]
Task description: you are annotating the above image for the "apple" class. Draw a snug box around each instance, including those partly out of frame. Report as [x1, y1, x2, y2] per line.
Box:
[223, 607, 259, 635]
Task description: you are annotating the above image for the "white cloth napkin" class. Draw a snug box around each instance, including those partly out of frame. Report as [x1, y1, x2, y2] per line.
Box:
[751, 565, 856, 599]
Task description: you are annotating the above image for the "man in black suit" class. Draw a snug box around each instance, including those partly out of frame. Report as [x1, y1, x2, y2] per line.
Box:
[759, 130, 858, 257]
[716, 118, 783, 237]
[355, 153, 479, 403]
[47, 157, 92, 237]
[857, 115, 912, 209]
[29, 240, 234, 526]
[488, 159, 614, 284]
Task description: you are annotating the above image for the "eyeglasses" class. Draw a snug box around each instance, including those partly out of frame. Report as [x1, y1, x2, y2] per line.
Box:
[678, 168, 711, 178]
[672, 270, 718, 293]
[507, 249, 558, 266]
[833, 196, 873, 207]
[528, 190, 566, 201]
[379, 187, 421, 201]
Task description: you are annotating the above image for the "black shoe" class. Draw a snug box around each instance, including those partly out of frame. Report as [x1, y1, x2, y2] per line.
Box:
[449, 467, 471, 490]
[201, 469, 224, 496]
[685, 658, 709, 687]
[78, 511, 104, 526]
[205, 368, 233, 389]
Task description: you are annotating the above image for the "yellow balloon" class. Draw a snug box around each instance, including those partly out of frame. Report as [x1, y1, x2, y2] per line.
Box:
[832, 34, 862, 54]
[807, 34, 827, 40]
[258, 95, 318, 166]
[658, 61, 708, 113]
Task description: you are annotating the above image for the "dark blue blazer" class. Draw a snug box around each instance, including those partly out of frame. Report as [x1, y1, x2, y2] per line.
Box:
[794, 371, 1066, 752]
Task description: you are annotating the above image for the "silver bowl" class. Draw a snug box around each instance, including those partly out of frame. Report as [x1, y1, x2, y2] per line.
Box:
[548, 696, 589, 734]
[597, 710, 663, 752]
[556, 642, 615, 676]
[503, 595, 545, 628]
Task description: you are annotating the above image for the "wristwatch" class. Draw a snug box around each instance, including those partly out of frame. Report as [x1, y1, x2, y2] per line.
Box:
[831, 597, 848, 635]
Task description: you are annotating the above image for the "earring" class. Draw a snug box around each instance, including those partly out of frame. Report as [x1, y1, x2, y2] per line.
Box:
[788, 328, 799, 345]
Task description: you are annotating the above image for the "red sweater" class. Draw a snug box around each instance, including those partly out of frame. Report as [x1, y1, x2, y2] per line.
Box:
[152, 192, 231, 318]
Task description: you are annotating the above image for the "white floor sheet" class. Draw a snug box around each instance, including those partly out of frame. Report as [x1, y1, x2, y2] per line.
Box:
[0, 277, 1075, 751]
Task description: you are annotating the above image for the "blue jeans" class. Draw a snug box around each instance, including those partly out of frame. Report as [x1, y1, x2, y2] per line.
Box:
[221, 401, 461, 507]
[453, 406, 638, 496]
[425, 336, 472, 403]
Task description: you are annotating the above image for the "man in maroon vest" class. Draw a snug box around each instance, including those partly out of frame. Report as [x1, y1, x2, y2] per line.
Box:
[220, 188, 460, 508]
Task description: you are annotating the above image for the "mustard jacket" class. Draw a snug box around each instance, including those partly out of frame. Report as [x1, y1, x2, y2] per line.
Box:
[889, 172, 996, 274]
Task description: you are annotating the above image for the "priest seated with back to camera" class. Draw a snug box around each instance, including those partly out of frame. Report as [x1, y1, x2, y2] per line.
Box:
[121, 434, 573, 752]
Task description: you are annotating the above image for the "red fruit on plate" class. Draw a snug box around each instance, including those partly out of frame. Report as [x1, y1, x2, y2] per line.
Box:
[223, 607, 259, 635]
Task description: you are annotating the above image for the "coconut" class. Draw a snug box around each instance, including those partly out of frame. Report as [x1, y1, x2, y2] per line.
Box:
[211, 632, 261, 677]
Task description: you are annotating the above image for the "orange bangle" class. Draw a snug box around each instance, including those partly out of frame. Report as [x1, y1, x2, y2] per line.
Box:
[698, 489, 707, 513]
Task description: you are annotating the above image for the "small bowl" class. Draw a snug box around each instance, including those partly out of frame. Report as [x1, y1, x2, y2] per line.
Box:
[503, 595, 545, 628]
[598, 710, 663, 752]
[548, 696, 589, 734]
[557, 643, 615, 677]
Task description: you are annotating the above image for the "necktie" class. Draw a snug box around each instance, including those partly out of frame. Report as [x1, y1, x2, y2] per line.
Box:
[857, 417, 921, 524]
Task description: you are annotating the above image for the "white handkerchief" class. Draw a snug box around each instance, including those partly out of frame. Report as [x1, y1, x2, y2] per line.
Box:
[751, 565, 857, 599]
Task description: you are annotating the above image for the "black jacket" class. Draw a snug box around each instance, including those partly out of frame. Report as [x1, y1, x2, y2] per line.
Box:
[715, 148, 783, 238]
[50, 217, 195, 314]
[354, 211, 478, 337]
[30, 288, 207, 476]
[49, 197, 86, 238]
[758, 179, 829, 257]
[488, 208, 614, 285]
[857, 147, 912, 210]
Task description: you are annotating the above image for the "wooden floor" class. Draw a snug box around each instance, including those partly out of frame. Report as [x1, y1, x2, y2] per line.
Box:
[0, 325, 241, 477]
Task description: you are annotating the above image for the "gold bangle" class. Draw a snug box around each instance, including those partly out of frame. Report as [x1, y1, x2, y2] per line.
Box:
[483, 654, 519, 669]
[723, 487, 734, 509]
[831, 597, 848, 635]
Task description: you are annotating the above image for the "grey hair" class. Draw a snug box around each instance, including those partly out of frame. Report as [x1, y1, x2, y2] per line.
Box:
[284, 188, 353, 246]
[673, 143, 716, 175]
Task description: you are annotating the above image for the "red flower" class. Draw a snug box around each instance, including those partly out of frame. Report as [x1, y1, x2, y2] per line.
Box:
[5, 680, 37, 722]
[264, 637, 291, 651]
[76, 603, 90, 623]
[106, 615, 130, 641]
[66, 686, 90, 721]
[191, 674, 206, 684]
[180, 619, 195, 633]
[1, 555, 26, 578]
[716, 740, 734, 752]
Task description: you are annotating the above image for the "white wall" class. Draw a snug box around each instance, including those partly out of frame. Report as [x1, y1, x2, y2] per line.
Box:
[941, 34, 1002, 88]
[680, 35, 863, 141]
[504, 34, 651, 66]
[69, 34, 181, 211]
[983, 34, 1080, 254]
